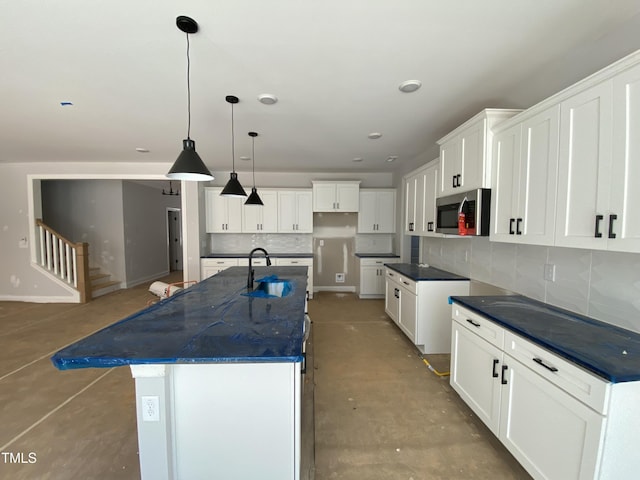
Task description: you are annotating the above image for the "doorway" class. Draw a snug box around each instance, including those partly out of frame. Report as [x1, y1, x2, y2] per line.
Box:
[167, 208, 183, 272]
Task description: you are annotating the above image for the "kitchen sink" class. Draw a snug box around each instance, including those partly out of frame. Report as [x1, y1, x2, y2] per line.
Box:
[243, 276, 293, 298]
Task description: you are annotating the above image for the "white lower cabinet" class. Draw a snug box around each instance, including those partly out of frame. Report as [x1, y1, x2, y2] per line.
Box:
[359, 258, 398, 298]
[200, 258, 239, 280]
[451, 302, 640, 480]
[385, 267, 469, 353]
[275, 258, 313, 299]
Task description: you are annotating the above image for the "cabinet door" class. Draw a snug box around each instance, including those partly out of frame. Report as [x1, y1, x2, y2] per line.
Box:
[385, 278, 400, 323]
[610, 63, 640, 252]
[277, 191, 297, 232]
[358, 191, 378, 233]
[295, 191, 313, 233]
[491, 124, 521, 242]
[226, 197, 243, 233]
[242, 201, 262, 233]
[259, 191, 279, 233]
[439, 139, 460, 196]
[422, 162, 439, 236]
[398, 286, 417, 343]
[312, 184, 336, 212]
[360, 265, 379, 295]
[499, 356, 604, 480]
[336, 183, 359, 212]
[414, 173, 426, 235]
[205, 188, 227, 233]
[405, 176, 417, 233]
[376, 191, 396, 233]
[518, 105, 560, 245]
[555, 81, 613, 249]
[459, 120, 484, 191]
[450, 321, 503, 435]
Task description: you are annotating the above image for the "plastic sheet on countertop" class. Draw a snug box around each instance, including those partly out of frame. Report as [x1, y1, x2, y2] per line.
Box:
[450, 295, 640, 383]
[51, 266, 308, 370]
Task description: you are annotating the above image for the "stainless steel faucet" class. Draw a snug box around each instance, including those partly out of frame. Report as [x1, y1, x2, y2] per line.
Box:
[247, 248, 272, 288]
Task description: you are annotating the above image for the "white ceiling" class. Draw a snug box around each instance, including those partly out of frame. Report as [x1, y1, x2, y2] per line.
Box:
[1, 1, 639, 175]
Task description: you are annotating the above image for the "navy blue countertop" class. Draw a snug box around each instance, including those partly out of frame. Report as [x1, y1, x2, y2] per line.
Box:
[51, 266, 308, 370]
[450, 295, 640, 383]
[385, 263, 469, 281]
[355, 253, 400, 258]
[202, 253, 313, 259]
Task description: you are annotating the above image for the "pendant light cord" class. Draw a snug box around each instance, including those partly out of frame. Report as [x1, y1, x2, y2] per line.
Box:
[231, 103, 236, 173]
[252, 135, 256, 186]
[186, 32, 191, 140]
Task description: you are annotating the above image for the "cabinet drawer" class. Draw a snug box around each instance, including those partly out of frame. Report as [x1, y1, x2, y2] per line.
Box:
[452, 304, 505, 349]
[237, 258, 268, 266]
[360, 257, 398, 267]
[504, 330, 610, 414]
[385, 269, 416, 294]
[275, 258, 313, 267]
[201, 258, 239, 268]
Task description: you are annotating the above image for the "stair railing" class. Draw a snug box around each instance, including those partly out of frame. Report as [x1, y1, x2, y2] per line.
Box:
[35, 219, 91, 303]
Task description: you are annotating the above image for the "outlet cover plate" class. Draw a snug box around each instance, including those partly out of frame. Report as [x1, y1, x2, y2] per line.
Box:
[335, 273, 345, 283]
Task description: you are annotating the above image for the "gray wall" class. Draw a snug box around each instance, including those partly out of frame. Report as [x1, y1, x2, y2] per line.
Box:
[122, 181, 180, 287]
[421, 236, 640, 334]
[42, 179, 126, 283]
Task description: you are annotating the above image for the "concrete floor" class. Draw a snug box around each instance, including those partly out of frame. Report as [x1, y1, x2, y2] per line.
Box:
[0, 277, 529, 479]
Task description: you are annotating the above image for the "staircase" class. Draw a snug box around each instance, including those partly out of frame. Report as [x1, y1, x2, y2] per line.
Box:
[89, 267, 121, 299]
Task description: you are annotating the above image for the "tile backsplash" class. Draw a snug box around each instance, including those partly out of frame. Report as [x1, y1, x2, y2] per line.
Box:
[208, 234, 313, 254]
[421, 236, 640, 334]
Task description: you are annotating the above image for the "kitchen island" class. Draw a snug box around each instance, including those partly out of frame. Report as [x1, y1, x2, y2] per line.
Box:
[51, 266, 309, 480]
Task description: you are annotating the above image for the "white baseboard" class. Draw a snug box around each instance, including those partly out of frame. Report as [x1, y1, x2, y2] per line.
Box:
[0, 294, 78, 303]
[313, 286, 356, 293]
[124, 270, 171, 289]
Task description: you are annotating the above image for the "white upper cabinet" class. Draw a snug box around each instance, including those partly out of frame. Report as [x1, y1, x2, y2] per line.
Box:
[312, 181, 360, 212]
[205, 187, 243, 233]
[609, 62, 640, 252]
[404, 159, 440, 236]
[555, 81, 614, 250]
[358, 189, 396, 233]
[241, 190, 278, 233]
[491, 105, 559, 245]
[404, 175, 417, 234]
[277, 190, 313, 233]
[438, 109, 521, 197]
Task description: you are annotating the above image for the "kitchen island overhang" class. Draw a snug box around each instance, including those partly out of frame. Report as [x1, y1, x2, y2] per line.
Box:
[51, 266, 310, 480]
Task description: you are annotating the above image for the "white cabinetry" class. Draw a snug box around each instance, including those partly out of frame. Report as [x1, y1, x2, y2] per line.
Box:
[450, 302, 640, 480]
[277, 190, 313, 233]
[205, 187, 243, 233]
[275, 257, 313, 299]
[385, 267, 469, 353]
[358, 189, 396, 233]
[200, 258, 239, 280]
[438, 109, 521, 197]
[491, 105, 559, 245]
[242, 190, 278, 233]
[404, 160, 440, 236]
[312, 181, 360, 212]
[556, 61, 640, 252]
[358, 257, 397, 298]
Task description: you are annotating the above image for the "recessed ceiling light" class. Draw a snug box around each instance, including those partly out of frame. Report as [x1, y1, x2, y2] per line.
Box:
[368, 132, 382, 139]
[258, 94, 278, 105]
[240, 156, 251, 161]
[353, 157, 363, 162]
[399, 80, 422, 93]
[387, 155, 398, 162]
[135, 147, 150, 153]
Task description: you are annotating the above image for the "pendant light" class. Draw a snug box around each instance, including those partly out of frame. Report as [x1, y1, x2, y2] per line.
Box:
[244, 132, 263, 205]
[220, 95, 247, 197]
[167, 16, 214, 181]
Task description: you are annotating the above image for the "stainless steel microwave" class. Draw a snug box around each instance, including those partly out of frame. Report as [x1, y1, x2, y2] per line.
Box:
[435, 188, 491, 236]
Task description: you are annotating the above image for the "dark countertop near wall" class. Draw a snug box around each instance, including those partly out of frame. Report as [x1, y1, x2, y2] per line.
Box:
[451, 295, 640, 383]
[202, 253, 314, 259]
[355, 253, 400, 258]
[385, 263, 470, 282]
[51, 266, 308, 370]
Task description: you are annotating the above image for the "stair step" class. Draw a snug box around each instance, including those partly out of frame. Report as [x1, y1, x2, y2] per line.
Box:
[91, 280, 121, 298]
[90, 272, 111, 283]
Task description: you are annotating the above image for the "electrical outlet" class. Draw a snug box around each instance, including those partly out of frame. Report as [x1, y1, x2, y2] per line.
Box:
[319, 239, 325, 247]
[18, 237, 28, 248]
[141, 396, 160, 422]
[335, 273, 345, 283]
[543, 263, 556, 282]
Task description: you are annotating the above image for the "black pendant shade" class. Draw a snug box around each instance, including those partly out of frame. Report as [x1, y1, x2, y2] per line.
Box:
[244, 131, 263, 205]
[245, 187, 264, 205]
[167, 16, 214, 182]
[220, 172, 247, 197]
[221, 95, 247, 197]
[167, 139, 213, 181]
